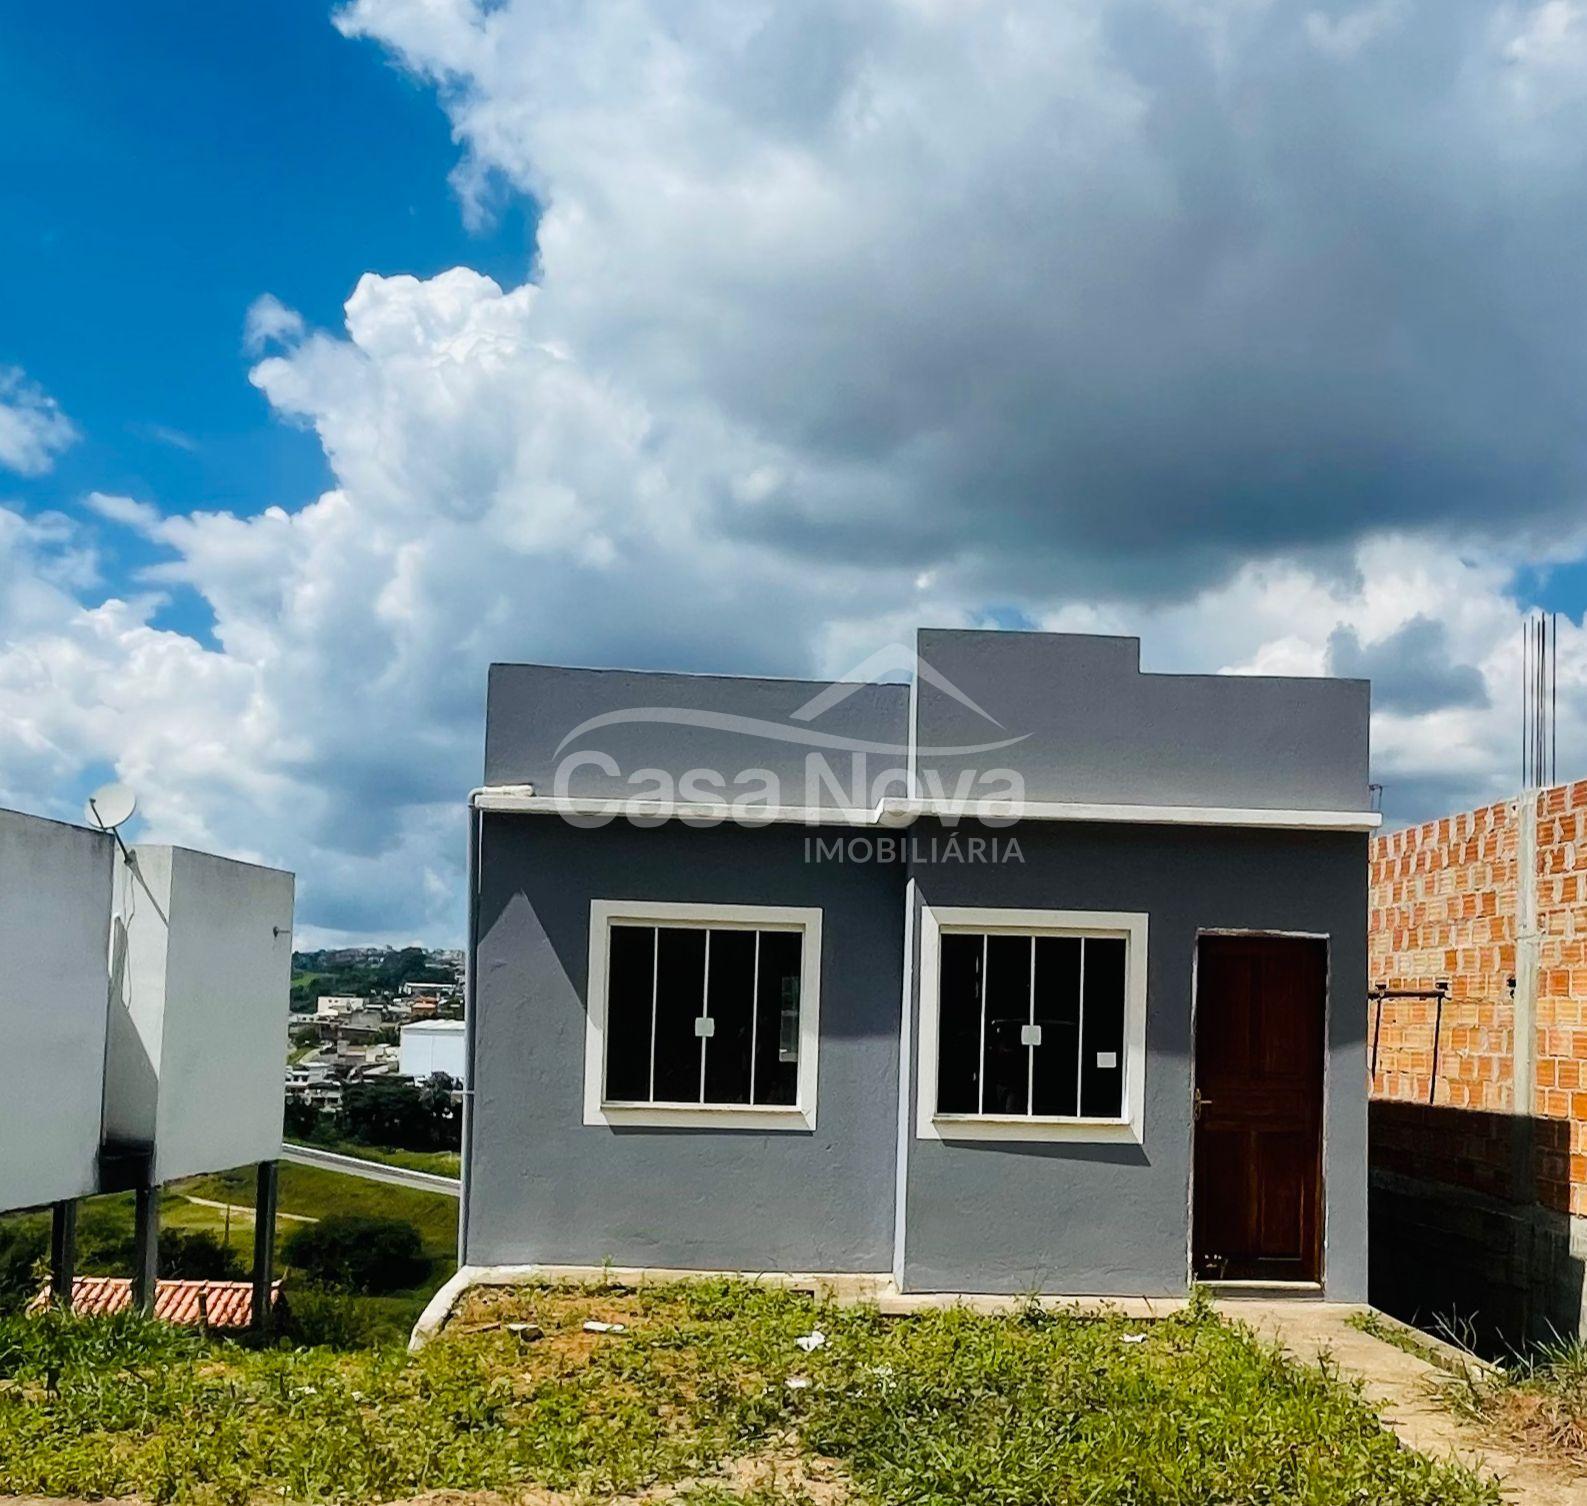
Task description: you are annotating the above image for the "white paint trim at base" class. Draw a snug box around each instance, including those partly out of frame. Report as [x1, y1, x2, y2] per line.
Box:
[470, 787, 1382, 834]
[408, 1262, 1373, 1350]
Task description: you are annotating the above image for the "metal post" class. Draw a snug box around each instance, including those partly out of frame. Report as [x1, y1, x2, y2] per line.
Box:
[252, 1160, 279, 1336]
[131, 1185, 159, 1315]
[49, 1200, 77, 1310]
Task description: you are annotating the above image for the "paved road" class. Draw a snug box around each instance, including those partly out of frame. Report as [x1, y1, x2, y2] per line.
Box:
[280, 1143, 461, 1197]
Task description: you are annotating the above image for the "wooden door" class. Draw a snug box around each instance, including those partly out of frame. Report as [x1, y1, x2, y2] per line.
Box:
[1192, 935, 1326, 1283]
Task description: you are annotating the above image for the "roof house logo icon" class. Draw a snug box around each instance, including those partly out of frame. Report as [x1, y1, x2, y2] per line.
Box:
[548, 642, 1030, 827]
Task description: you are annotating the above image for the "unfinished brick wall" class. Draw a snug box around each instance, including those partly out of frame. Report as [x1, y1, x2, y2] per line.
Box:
[1370, 798, 1516, 1111]
[1369, 781, 1587, 1219]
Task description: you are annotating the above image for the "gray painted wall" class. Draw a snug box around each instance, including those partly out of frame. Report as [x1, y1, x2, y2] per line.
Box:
[912, 629, 1370, 813]
[0, 809, 113, 1213]
[466, 815, 904, 1271]
[472, 630, 1371, 1292]
[484, 633, 1372, 819]
[468, 813, 1367, 1296]
[897, 820, 1369, 1298]
[486, 664, 909, 808]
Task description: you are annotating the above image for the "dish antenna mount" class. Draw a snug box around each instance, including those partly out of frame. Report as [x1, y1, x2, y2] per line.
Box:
[85, 781, 137, 859]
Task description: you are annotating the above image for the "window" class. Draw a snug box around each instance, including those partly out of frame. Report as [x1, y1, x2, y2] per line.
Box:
[584, 901, 821, 1129]
[915, 906, 1147, 1143]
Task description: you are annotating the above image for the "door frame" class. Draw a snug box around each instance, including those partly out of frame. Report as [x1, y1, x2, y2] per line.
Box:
[1185, 928, 1331, 1290]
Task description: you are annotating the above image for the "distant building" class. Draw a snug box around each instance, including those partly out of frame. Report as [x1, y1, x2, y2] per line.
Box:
[400, 979, 461, 1001]
[34, 1276, 283, 1329]
[316, 994, 367, 1018]
[400, 1019, 466, 1083]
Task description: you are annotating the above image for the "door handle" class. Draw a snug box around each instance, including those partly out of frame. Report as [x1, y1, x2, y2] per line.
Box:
[1194, 1089, 1213, 1121]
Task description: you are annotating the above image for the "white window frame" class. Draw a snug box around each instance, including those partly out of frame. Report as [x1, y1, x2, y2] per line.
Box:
[583, 900, 822, 1130]
[915, 904, 1148, 1144]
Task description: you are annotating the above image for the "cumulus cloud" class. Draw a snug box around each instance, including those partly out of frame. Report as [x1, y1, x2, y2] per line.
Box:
[86, 491, 166, 537]
[1327, 616, 1490, 716]
[337, 0, 1587, 599]
[243, 293, 307, 355]
[4, 0, 1587, 939]
[0, 368, 77, 476]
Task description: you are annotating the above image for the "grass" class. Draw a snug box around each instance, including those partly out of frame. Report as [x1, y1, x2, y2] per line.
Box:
[0, 1281, 1501, 1506]
[2, 1160, 459, 1343]
[287, 1136, 462, 1178]
[1428, 1329, 1587, 1468]
[1353, 1308, 1587, 1471]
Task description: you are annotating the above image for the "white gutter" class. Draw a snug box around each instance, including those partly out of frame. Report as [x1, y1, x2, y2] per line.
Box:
[470, 786, 1381, 833]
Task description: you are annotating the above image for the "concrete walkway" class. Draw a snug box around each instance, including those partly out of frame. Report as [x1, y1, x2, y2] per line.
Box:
[1243, 1301, 1587, 1504]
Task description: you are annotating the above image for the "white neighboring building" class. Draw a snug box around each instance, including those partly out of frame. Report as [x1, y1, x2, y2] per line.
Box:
[316, 994, 367, 1017]
[399, 1019, 466, 1082]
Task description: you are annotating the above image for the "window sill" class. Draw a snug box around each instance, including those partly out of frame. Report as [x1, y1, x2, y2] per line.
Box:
[585, 1102, 814, 1132]
[921, 1113, 1142, 1145]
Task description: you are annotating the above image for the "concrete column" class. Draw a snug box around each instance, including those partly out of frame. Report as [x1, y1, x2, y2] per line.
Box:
[252, 1159, 279, 1336]
[131, 1185, 159, 1315]
[1516, 792, 1540, 1120]
[49, 1200, 77, 1310]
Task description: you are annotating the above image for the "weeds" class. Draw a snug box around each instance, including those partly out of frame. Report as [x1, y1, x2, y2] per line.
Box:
[0, 1281, 1501, 1505]
[1430, 1327, 1587, 1466]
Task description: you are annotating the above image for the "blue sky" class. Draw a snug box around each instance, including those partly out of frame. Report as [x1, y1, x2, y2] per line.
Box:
[0, 1, 534, 640]
[2, 0, 1585, 944]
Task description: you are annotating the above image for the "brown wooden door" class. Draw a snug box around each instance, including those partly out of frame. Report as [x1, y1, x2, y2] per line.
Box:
[1192, 935, 1326, 1283]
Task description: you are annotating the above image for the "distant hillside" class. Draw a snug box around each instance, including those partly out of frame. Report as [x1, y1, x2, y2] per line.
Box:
[290, 945, 461, 1012]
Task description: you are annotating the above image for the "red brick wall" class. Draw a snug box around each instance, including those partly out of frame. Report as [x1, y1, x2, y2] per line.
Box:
[1369, 798, 1516, 1111]
[1369, 781, 1587, 1216]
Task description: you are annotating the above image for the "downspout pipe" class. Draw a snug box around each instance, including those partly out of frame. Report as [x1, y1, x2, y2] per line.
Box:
[458, 791, 482, 1268]
[458, 783, 533, 1268]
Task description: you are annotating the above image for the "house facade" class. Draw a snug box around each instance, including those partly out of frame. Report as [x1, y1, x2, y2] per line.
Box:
[461, 629, 1377, 1296]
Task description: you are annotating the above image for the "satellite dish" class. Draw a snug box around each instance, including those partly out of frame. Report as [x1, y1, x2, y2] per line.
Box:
[85, 781, 137, 832]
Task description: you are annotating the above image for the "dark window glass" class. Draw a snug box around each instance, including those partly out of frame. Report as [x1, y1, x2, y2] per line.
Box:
[703, 928, 756, 1103]
[1079, 937, 1127, 1118]
[936, 933, 982, 1113]
[1031, 935, 1081, 1116]
[652, 926, 707, 1102]
[982, 934, 1032, 1115]
[604, 921, 806, 1109]
[604, 925, 655, 1101]
[754, 929, 803, 1105]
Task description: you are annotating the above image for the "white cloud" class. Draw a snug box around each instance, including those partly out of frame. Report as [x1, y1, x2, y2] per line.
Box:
[85, 491, 165, 537]
[4, 0, 1587, 940]
[243, 293, 307, 355]
[0, 368, 77, 476]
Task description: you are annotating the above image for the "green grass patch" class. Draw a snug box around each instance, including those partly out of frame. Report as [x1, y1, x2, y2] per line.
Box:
[287, 1137, 462, 1178]
[183, 1161, 458, 1274]
[0, 1282, 1500, 1505]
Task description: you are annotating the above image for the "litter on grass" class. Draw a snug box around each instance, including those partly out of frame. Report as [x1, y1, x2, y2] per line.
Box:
[583, 1320, 627, 1335]
[795, 1330, 826, 1353]
[785, 1377, 812, 1390]
[1121, 1333, 1148, 1344]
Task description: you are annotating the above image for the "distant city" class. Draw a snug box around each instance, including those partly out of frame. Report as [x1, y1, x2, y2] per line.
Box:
[286, 946, 464, 1124]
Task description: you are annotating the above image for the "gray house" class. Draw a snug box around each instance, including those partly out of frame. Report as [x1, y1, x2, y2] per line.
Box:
[461, 628, 1377, 1297]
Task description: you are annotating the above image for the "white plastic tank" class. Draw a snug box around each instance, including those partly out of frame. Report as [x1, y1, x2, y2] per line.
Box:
[103, 845, 295, 1183]
[0, 809, 114, 1213]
